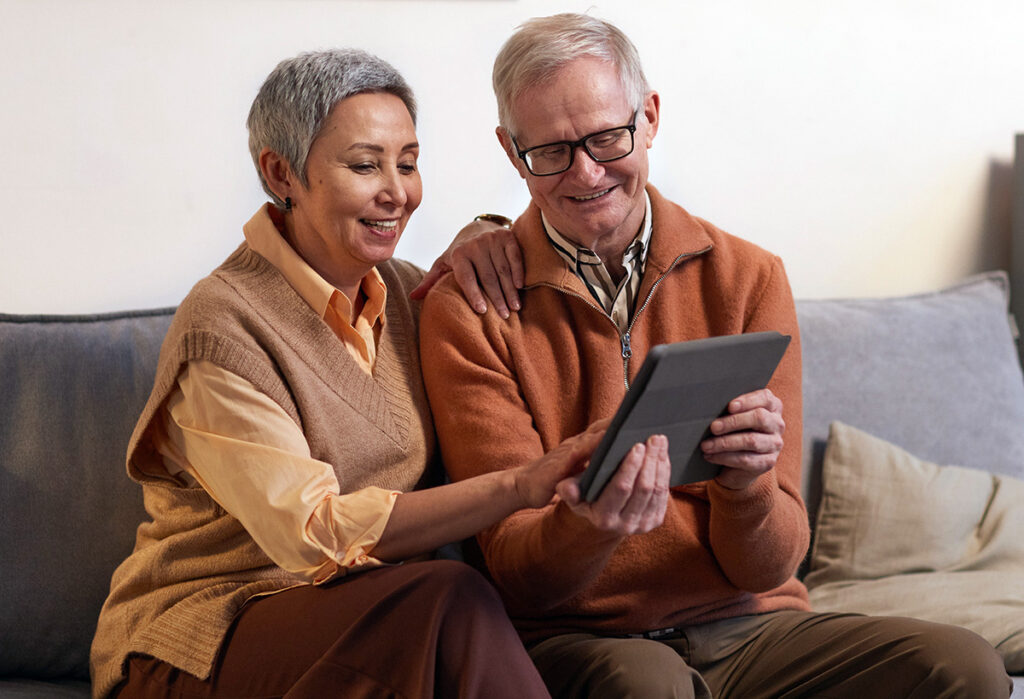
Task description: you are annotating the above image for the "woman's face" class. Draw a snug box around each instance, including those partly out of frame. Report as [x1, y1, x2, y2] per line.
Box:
[287, 92, 421, 293]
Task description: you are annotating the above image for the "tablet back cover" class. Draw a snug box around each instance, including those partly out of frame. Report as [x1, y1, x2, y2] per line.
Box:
[579, 332, 791, 502]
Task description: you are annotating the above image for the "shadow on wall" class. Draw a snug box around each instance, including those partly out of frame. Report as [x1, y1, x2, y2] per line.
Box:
[1014, 135, 1024, 356]
[979, 157, 1013, 278]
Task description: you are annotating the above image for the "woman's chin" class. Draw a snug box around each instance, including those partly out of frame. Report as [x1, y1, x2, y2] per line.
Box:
[355, 237, 401, 267]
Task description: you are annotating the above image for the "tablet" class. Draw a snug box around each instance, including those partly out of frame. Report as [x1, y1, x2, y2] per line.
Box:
[577, 331, 791, 502]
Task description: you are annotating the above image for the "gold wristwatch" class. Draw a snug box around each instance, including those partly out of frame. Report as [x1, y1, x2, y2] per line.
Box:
[473, 213, 513, 229]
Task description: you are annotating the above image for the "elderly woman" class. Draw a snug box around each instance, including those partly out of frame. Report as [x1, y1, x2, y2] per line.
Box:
[89, 49, 611, 698]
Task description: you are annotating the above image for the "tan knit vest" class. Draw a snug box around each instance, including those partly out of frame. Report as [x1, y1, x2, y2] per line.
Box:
[90, 244, 439, 698]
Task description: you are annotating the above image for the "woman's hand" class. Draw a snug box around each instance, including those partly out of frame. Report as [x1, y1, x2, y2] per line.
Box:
[410, 218, 524, 318]
[374, 419, 607, 562]
[513, 419, 610, 509]
[701, 388, 785, 490]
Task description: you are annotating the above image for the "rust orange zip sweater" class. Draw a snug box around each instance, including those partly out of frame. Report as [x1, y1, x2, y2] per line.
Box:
[420, 184, 811, 641]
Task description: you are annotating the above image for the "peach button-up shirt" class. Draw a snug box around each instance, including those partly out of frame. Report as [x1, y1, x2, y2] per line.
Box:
[154, 205, 399, 583]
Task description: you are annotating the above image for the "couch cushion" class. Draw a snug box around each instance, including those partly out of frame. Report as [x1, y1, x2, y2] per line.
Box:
[805, 421, 1024, 673]
[0, 678, 90, 698]
[0, 308, 174, 680]
[796, 271, 1024, 528]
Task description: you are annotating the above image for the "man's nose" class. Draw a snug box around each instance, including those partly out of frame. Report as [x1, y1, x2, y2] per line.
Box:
[566, 145, 605, 183]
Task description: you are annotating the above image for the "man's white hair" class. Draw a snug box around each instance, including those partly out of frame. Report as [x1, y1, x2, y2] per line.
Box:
[492, 13, 650, 136]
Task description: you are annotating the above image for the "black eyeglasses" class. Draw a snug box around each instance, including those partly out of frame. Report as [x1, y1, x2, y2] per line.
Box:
[512, 111, 637, 176]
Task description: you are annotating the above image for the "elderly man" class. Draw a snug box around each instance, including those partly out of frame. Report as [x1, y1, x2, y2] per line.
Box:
[420, 13, 1010, 699]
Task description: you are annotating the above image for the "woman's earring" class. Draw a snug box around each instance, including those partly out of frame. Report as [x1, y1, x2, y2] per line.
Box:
[285, 197, 293, 211]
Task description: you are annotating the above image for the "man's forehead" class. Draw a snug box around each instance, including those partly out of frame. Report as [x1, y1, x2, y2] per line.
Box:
[509, 59, 632, 142]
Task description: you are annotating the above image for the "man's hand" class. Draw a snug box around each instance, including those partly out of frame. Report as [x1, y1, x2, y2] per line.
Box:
[701, 388, 785, 490]
[409, 219, 524, 319]
[556, 433, 670, 536]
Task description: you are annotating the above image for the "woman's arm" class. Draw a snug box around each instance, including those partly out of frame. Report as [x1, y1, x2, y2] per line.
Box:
[373, 422, 605, 562]
[159, 359, 604, 577]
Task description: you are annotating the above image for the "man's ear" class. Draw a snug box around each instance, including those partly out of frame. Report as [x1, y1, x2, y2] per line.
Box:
[258, 147, 297, 204]
[641, 91, 661, 148]
[496, 127, 528, 179]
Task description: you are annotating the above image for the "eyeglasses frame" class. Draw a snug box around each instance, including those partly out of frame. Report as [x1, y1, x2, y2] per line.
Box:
[511, 110, 639, 177]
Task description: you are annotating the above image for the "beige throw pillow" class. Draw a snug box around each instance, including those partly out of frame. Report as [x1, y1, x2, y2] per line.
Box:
[804, 421, 1024, 672]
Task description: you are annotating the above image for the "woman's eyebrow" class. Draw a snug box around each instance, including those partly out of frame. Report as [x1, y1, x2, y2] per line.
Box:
[346, 141, 420, 153]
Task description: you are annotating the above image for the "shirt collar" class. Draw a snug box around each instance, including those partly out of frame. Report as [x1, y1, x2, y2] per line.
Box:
[541, 190, 653, 271]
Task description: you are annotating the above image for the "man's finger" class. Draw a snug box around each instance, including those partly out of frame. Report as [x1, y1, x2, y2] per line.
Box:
[591, 442, 645, 523]
[711, 407, 784, 436]
[703, 430, 780, 454]
[726, 388, 780, 415]
[617, 436, 664, 526]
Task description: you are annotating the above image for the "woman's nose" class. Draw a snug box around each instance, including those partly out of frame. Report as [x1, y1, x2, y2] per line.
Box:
[377, 169, 408, 207]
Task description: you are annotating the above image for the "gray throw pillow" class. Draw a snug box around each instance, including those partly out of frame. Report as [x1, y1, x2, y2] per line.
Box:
[796, 271, 1024, 527]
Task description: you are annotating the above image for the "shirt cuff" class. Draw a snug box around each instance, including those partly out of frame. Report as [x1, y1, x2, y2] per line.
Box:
[305, 487, 399, 584]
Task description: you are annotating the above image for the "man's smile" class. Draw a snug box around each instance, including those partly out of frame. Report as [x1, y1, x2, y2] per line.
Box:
[570, 186, 614, 202]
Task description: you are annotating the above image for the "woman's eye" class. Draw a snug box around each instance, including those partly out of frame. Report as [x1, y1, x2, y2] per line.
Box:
[349, 163, 376, 173]
[398, 163, 417, 174]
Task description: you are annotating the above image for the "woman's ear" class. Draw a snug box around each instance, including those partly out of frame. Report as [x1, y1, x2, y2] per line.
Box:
[258, 148, 296, 204]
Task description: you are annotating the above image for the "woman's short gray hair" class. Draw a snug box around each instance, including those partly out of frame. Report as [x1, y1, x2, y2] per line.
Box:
[493, 13, 650, 136]
[247, 48, 416, 208]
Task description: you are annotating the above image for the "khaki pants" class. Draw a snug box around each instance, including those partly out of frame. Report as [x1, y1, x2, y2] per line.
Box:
[116, 560, 550, 699]
[529, 611, 1011, 699]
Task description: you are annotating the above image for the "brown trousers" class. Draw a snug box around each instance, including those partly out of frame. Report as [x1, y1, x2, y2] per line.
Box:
[529, 610, 1011, 699]
[116, 560, 550, 699]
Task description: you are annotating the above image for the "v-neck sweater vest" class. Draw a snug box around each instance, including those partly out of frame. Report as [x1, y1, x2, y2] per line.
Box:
[90, 244, 438, 698]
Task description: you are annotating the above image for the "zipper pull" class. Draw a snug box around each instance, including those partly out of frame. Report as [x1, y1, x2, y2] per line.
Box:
[620, 332, 632, 359]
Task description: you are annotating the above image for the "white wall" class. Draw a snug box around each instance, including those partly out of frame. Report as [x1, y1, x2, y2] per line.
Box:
[2, 0, 1022, 314]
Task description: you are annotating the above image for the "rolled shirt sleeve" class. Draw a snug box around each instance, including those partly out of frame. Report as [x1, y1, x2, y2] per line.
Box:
[155, 359, 397, 583]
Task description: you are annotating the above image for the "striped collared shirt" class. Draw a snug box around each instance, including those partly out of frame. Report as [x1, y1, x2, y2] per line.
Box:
[542, 191, 653, 332]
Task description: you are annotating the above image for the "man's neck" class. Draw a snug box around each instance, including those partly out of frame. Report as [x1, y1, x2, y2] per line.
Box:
[602, 250, 629, 287]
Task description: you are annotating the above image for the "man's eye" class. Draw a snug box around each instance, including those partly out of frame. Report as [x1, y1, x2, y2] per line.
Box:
[590, 133, 622, 148]
[537, 146, 567, 160]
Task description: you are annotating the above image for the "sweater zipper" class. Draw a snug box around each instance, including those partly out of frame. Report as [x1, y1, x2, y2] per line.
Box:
[619, 246, 712, 388]
[527, 244, 711, 390]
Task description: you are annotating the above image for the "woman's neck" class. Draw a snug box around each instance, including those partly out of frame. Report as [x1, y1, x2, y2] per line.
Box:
[269, 204, 366, 302]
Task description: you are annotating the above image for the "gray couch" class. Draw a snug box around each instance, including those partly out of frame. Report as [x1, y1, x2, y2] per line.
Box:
[2, 272, 1021, 697]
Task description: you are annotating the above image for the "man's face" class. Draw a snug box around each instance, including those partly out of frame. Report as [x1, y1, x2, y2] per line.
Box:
[498, 57, 659, 256]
